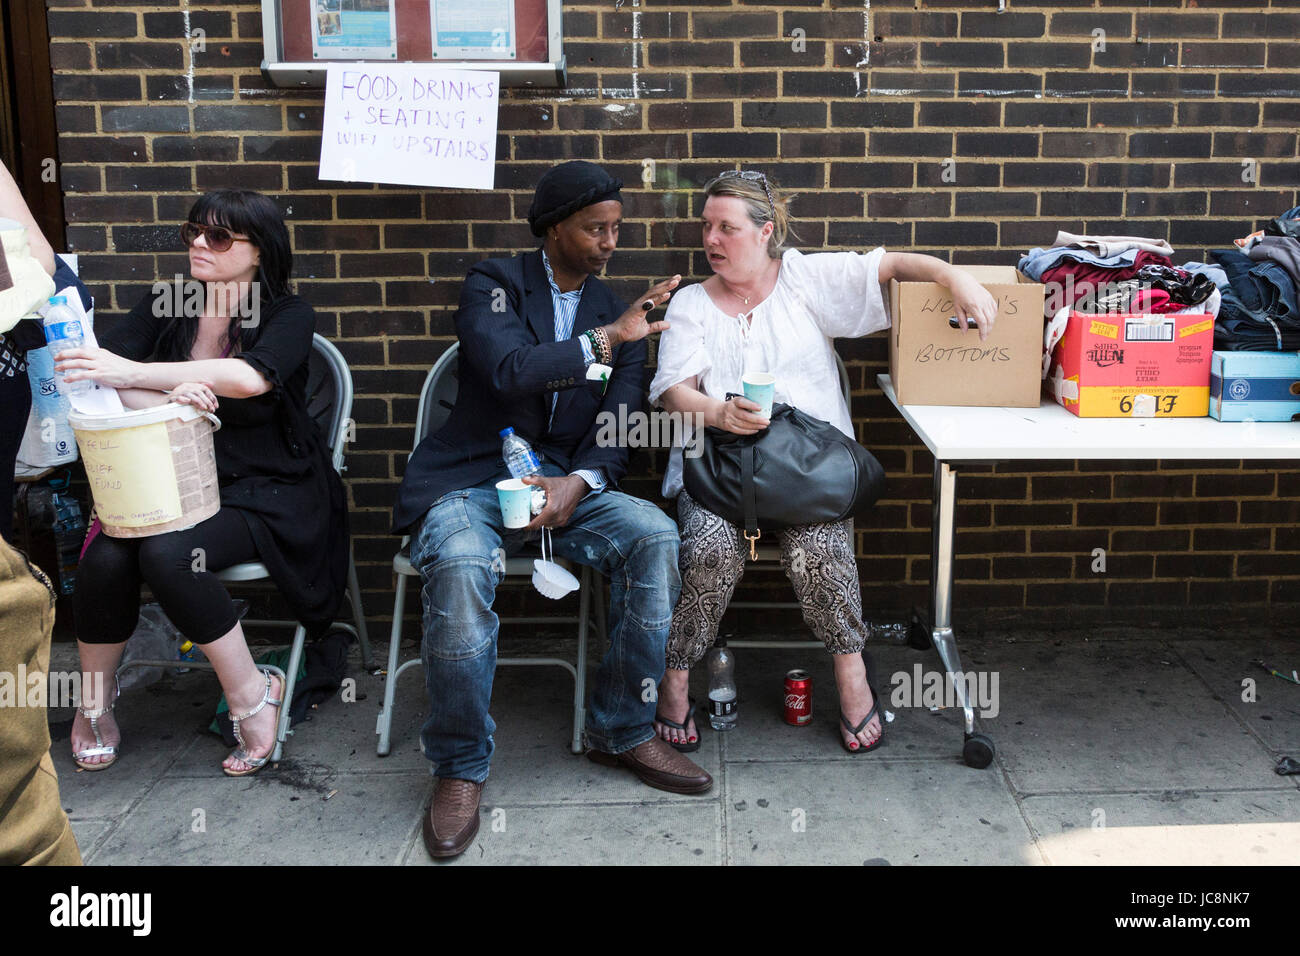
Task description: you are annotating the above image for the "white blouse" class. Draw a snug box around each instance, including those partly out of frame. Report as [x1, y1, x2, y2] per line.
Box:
[649, 246, 891, 499]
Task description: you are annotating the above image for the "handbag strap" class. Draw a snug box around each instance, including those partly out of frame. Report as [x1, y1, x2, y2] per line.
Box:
[741, 441, 760, 560]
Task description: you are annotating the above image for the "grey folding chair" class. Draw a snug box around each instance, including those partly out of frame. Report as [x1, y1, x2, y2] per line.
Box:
[376, 341, 604, 756]
[724, 354, 857, 650]
[213, 333, 373, 759]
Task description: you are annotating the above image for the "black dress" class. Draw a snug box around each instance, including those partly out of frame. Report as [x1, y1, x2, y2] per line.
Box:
[97, 292, 348, 627]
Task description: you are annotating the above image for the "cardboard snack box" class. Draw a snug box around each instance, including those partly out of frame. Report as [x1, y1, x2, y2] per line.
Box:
[1209, 350, 1300, 422]
[1047, 310, 1214, 417]
[889, 266, 1044, 407]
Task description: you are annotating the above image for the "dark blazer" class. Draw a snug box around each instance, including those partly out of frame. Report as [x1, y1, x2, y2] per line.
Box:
[392, 249, 646, 533]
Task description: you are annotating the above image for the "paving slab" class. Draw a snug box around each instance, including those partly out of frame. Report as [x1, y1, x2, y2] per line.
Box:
[984, 640, 1292, 794]
[40, 630, 1300, 866]
[88, 771, 431, 866]
[454, 665, 723, 805]
[723, 758, 1036, 865]
[66, 819, 114, 862]
[401, 801, 723, 866]
[48, 677, 219, 817]
[1022, 789, 1300, 865]
[1173, 638, 1300, 753]
[711, 644, 981, 764]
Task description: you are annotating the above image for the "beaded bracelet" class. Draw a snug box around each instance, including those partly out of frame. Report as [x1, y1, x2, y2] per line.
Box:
[585, 327, 612, 365]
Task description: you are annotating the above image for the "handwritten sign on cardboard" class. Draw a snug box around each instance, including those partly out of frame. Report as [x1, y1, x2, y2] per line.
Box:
[319, 64, 499, 190]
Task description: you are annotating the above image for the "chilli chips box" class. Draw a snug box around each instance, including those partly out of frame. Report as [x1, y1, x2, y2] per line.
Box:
[1046, 311, 1215, 417]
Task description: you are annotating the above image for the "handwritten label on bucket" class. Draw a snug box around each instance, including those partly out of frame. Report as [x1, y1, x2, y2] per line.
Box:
[77, 423, 182, 528]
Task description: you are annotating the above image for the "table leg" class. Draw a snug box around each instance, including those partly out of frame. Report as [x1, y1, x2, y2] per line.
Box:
[929, 460, 972, 731]
[929, 460, 995, 768]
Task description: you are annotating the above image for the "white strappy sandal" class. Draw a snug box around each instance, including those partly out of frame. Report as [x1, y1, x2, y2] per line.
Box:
[223, 666, 285, 778]
[73, 679, 120, 771]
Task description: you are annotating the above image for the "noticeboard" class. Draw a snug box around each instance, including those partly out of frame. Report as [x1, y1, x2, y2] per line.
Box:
[259, 0, 564, 89]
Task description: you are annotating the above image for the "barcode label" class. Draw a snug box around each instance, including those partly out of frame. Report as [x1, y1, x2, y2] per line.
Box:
[1125, 320, 1174, 342]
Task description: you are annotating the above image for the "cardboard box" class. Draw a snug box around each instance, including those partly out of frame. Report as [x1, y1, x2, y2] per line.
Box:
[1209, 350, 1300, 422]
[889, 266, 1044, 407]
[1047, 310, 1214, 417]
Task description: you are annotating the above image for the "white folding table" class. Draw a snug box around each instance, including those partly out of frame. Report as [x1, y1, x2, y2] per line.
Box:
[878, 373, 1300, 767]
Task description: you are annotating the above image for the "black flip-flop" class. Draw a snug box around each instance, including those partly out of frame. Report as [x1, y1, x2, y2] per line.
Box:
[840, 683, 885, 755]
[655, 696, 700, 753]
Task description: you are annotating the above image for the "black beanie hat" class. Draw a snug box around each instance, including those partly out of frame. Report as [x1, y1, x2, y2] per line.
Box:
[527, 161, 623, 237]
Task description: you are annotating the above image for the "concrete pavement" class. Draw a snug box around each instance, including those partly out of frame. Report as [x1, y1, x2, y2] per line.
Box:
[47, 624, 1300, 865]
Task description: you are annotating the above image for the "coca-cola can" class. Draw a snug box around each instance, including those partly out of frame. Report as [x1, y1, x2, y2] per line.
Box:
[784, 669, 812, 726]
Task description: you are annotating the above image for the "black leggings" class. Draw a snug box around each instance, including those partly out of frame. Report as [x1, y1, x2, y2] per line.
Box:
[75, 507, 258, 645]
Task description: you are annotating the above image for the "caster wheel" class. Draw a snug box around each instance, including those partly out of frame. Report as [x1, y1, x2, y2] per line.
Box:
[907, 609, 932, 650]
[963, 733, 995, 769]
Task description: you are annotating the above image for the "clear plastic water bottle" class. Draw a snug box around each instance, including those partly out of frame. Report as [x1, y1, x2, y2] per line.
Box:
[49, 481, 86, 595]
[706, 640, 738, 731]
[42, 295, 92, 399]
[500, 426, 546, 514]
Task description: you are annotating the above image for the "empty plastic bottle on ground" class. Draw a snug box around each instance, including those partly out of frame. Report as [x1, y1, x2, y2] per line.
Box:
[706, 641, 738, 731]
[176, 640, 199, 674]
[42, 295, 92, 399]
[500, 427, 546, 514]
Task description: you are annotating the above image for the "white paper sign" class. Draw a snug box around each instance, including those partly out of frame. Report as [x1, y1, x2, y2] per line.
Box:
[319, 64, 499, 190]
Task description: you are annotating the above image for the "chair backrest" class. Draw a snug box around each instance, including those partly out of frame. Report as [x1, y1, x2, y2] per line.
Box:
[411, 341, 460, 454]
[835, 352, 851, 410]
[305, 333, 353, 474]
[408, 342, 846, 454]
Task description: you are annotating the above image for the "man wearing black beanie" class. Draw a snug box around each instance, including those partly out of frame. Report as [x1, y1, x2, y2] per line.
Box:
[394, 160, 710, 860]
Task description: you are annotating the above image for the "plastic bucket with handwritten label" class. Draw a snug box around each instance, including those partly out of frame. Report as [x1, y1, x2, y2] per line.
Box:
[68, 403, 221, 538]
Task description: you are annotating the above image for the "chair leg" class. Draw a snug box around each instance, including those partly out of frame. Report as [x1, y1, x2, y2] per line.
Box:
[272, 624, 307, 763]
[348, 554, 374, 670]
[593, 576, 607, 643]
[377, 575, 409, 757]
[571, 568, 592, 754]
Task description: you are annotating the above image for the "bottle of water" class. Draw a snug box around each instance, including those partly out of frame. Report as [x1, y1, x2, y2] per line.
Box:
[49, 480, 86, 596]
[43, 295, 92, 399]
[499, 427, 546, 514]
[706, 641, 738, 731]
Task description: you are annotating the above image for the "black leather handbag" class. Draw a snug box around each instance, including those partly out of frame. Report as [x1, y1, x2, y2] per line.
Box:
[682, 402, 886, 559]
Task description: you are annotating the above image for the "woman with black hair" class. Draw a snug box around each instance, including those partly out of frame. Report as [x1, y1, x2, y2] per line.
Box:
[57, 189, 348, 777]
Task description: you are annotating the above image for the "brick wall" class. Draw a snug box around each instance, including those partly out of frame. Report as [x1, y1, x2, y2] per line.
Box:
[44, 0, 1300, 634]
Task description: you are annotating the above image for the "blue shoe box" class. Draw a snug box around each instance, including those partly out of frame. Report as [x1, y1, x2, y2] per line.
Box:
[1209, 350, 1300, 421]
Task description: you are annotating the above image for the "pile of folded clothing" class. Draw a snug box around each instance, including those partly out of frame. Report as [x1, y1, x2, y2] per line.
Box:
[1018, 232, 1221, 320]
[1022, 232, 1225, 381]
[1212, 205, 1300, 351]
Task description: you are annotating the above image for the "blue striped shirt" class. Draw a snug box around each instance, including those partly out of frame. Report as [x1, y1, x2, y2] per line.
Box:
[542, 251, 606, 493]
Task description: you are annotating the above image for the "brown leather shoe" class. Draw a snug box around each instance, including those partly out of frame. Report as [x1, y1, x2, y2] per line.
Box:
[586, 736, 713, 794]
[422, 778, 483, 859]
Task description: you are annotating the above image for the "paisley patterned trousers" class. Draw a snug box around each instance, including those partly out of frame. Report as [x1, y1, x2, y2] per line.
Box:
[665, 490, 870, 670]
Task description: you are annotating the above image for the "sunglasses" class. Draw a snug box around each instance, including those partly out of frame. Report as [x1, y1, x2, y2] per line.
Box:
[180, 222, 253, 253]
[717, 169, 776, 217]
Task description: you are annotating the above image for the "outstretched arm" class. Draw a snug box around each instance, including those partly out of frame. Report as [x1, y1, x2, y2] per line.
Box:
[0, 161, 55, 276]
[879, 252, 998, 340]
[54, 350, 271, 399]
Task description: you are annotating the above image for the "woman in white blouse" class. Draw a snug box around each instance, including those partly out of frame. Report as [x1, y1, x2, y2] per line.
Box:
[649, 170, 996, 754]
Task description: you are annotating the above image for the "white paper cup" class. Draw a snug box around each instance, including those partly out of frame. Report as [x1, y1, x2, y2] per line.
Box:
[496, 478, 532, 529]
[533, 559, 580, 599]
[742, 372, 775, 419]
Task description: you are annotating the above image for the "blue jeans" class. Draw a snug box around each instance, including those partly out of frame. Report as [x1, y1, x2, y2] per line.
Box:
[411, 467, 681, 783]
